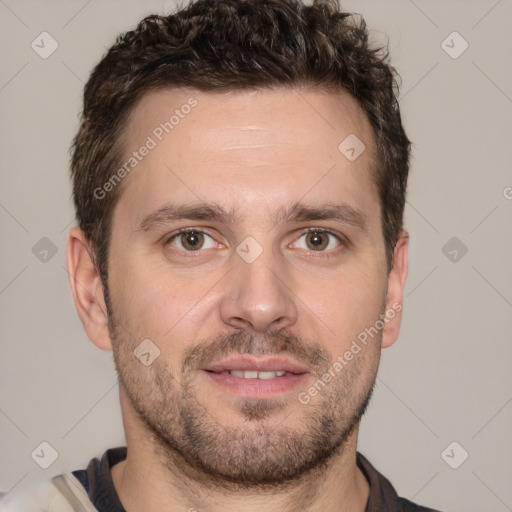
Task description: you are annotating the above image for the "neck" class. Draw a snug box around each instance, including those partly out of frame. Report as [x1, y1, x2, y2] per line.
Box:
[111, 395, 369, 512]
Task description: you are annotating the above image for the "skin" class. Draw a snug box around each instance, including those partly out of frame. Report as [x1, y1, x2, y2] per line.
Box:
[67, 87, 408, 512]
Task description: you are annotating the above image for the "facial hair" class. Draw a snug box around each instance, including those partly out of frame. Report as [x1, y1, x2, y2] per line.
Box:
[110, 318, 381, 490]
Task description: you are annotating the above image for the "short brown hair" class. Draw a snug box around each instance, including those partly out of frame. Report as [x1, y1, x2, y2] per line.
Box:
[71, 0, 411, 292]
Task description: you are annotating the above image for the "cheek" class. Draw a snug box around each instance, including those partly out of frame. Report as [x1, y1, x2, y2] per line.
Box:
[108, 258, 216, 348]
[309, 267, 386, 349]
[108, 237, 388, 361]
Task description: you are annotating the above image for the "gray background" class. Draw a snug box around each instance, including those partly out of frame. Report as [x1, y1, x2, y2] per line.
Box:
[1, 0, 511, 510]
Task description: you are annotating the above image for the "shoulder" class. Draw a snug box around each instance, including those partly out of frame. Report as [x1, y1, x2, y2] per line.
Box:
[357, 452, 444, 512]
[0, 473, 98, 512]
[397, 496, 444, 512]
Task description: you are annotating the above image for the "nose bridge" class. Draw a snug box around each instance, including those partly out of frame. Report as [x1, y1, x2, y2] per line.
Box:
[219, 242, 298, 333]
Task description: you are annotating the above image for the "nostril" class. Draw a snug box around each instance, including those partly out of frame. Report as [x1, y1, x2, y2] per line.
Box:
[229, 317, 251, 329]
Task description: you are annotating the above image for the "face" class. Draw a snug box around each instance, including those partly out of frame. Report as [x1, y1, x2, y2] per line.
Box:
[87, 88, 406, 487]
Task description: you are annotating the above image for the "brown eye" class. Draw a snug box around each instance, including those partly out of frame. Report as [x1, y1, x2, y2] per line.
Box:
[293, 230, 342, 252]
[180, 231, 204, 250]
[169, 230, 216, 252]
[305, 232, 329, 251]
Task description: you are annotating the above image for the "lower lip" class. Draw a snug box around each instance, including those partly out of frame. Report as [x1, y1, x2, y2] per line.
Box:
[202, 371, 309, 398]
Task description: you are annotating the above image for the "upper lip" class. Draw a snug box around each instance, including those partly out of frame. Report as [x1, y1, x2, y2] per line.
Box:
[202, 356, 310, 374]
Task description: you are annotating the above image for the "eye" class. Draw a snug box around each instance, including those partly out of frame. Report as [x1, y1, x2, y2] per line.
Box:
[292, 229, 343, 252]
[168, 229, 217, 251]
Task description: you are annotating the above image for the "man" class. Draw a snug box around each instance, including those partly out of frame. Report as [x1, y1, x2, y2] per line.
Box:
[1, 0, 443, 510]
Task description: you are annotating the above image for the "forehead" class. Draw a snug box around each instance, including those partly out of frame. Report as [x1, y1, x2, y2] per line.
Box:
[115, 87, 378, 227]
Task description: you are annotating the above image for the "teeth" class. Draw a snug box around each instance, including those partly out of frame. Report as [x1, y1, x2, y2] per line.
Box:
[258, 371, 278, 380]
[228, 370, 287, 379]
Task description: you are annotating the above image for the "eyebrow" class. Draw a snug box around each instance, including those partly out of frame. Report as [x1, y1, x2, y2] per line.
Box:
[136, 201, 368, 233]
[275, 202, 368, 232]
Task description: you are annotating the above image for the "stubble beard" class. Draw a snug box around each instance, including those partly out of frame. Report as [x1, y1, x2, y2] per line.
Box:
[110, 317, 380, 490]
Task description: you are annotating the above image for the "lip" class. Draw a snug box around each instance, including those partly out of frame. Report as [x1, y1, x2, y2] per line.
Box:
[202, 355, 310, 374]
[200, 355, 311, 398]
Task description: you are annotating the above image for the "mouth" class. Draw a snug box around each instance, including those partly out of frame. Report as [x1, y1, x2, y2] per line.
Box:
[211, 369, 290, 379]
[200, 356, 310, 397]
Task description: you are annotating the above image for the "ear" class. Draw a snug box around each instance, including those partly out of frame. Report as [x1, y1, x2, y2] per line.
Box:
[381, 230, 409, 349]
[67, 227, 113, 351]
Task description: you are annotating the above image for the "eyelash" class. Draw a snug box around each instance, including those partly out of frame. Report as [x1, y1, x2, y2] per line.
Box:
[292, 228, 346, 257]
[165, 227, 347, 258]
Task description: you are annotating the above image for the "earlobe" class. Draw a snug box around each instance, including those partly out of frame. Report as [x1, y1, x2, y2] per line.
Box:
[67, 227, 113, 351]
[381, 230, 409, 349]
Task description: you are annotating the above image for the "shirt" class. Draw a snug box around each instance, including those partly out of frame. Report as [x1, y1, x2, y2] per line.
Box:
[72, 447, 442, 511]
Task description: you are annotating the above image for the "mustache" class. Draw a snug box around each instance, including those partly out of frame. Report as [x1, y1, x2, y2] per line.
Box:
[181, 330, 331, 375]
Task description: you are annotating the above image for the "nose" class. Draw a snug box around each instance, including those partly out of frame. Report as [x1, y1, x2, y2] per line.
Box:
[219, 249, 298, 334]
